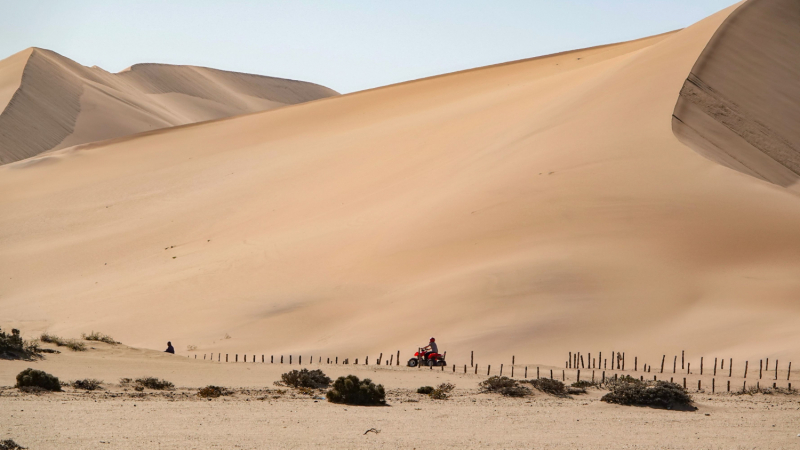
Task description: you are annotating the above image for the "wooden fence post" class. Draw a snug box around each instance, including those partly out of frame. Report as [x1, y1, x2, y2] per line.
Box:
[712, 378, 715, 393]
[622, 352, 625, 371]
[336, 357, 338, 364]
[226, 354, 228, 362]
[397, 351, 400, 366]
[488, 365, 491, 376]
[635, 357, 638, 372]
[577, 369, 581, 382]
[569, 352, 572, 369]
[788, 362, 792, 380]
[698, 380, 701, 391]
[525, 367, 528, 378]
[729, 358, 732, 377]
[727, 380, 730, 392]
[673, 356, 677, 373]
[683, 378, 686, 389]
[681, 350, 684, 370]
[581, 354, 585, 369]
[471, 351, 474, 367]
[500, 364, 503, 376]
[759, 360, 763, 379]
[714, 357, 717, 376]
[599, 352, 602, 370]
[464, 365, 467, 374]
[365, 356, 368, 365]
[661, 355, 665, 373]
[602, 371, 605, 382]
[299, 355, 302, 365]
[700, 357, 703, 375]
[550, 369, 553, 380]
[262, 355, 264, 363]
[537, 367, 540, 379]
[289, 355, 292, 364]
[775, 360, 778, 380]
[744, 360, 748, 378]
[475, 364, 478, 375]
[562, 370, 565, 381]
[235, 354, 238, 362]
[687, 362, 690, 374]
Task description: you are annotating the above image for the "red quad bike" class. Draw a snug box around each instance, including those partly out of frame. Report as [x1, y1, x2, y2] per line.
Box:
[407, 347, 447, 367]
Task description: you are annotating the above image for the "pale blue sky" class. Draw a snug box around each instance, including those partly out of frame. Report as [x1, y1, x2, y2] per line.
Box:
[0, 1, 737, 93]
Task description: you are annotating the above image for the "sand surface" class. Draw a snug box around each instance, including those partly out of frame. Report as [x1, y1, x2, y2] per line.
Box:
[3, 0, 800, 369]
[2, 345, 799, 449]
[0, 48, 338, 164]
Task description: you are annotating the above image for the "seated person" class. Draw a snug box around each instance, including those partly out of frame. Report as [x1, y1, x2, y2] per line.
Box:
[422, 337, 438, 359]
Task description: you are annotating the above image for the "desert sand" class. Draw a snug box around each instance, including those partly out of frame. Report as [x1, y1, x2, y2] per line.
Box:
[0, 48, 338, 164]
[3, 0, 800, 388]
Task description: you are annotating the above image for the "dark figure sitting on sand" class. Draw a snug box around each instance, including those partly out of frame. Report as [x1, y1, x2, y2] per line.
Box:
[165, 341, 175, 354]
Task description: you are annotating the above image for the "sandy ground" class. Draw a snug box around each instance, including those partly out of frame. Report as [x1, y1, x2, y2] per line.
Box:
[2, 344, 800, 449]
[0, 343, 800, 449]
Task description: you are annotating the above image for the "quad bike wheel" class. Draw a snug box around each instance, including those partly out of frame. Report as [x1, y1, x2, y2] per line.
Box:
[407, 358, 419, 367]
[426, 359, 436, 367]
[437, 360, 447, 367]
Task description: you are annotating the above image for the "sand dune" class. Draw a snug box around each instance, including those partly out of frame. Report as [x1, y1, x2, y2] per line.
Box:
[3, 0, 800, 367]
[0, 48, 338, 164]
[673, 0, 800, 187]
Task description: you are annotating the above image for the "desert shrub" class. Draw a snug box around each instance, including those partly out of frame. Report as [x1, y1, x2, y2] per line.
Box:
[198, 385, 233, 398]
[81, 331, 119, 345]
[479, 376, 531, 397]
[0, 439, 26, 450]
[135, 377, 174, 390]
[72, 379, 103, 390]
[601, 379, 692, 409]
[0, 328, 41, 359]
[40, 333, 86, 351]
[326, 375, 386, 405]
[15, 368, 61, 392]
[417, 386, 434, 394]
[119, 377, 132, 385]
[525, 378, 566, 395]
[430, 382, 455, 400]
[572, 380, 599, 389]
[281, 369, 332, 389]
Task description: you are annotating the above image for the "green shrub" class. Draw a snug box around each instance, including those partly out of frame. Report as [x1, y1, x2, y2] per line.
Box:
[198, 385, 233, 398]
[134, 377, 174, 390]
[15, 368, 61, 392]
[0, 439, 26, 450]
[601, 379, 693, 409]
[572, 380, 599, 389]
[479, 376, 531, 397]
[525, 378, 566, 395]
[72, 379, 103, 390]
[417, 386, 434, 394]
[430, 383, 455, 400]
[0, 328, 40, 359]
[281, 369, 331, 388]
[81, 331, 119, 345]
[40, 333, 86, 351]
[326, 375, 386, 405]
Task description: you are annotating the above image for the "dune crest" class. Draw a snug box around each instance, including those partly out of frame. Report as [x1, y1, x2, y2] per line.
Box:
[672, 0, 800, 187]
[0, 48, 338, 164]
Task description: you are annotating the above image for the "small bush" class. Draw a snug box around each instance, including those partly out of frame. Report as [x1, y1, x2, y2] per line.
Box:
[135, 377, 174, 390]
[81, 331, 119, 345]
[417, 386, 434, 394]
[72, 379, 103, 390]
[430, 382, 455, 400]
[572, 380, 599, 389]
[479, 376, 531, 397]
[40, 333, 86, 352]
[119, 378, 132, 385]
[525, 378, 566, 395]
[0, 328, 41, 359]
[198, 385, 233, 398]
[281, 369, 332, 388]
[0, 439, 26, 450]
[601, 379, 693, 409]
[326, 375, 386, 405]
[15, 368, 61, 392]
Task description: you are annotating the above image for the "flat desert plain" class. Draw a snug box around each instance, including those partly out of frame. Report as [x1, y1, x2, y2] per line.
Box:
[3, 0, 800, 448]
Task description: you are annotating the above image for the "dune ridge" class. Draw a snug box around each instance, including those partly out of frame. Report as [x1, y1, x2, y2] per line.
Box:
[3, 1, 800, 366]
[672, 0, 800, 187]
[0, 48, 338, 164]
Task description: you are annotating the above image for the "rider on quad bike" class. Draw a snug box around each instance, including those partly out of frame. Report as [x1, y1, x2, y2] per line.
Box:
[423, 337, 438, 358]
[407, 337, 446, 367]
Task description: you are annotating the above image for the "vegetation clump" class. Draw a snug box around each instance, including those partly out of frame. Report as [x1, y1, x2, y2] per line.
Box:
[416, 386, 434, 394]
[0, 328, 40, 359]
[72, 379, 103, 390]
[430, 383, 455, 400]
[572, 380, 599, 389]
[15, 368, 61, 392]
[281, 369, 332, 389]
[0, 439, 26, 450]
[326, 375, 386, 405]
[479, 376, 531, 397]
[40, 333, 86, 352]
[525, 378, 566, 396]
[198, 385, 233, 398]
[81, 331, 119, 345]
[601, 377, 693, 409]
[134, 377, 174, 390]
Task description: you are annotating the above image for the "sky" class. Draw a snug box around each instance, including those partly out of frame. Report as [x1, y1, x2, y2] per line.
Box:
[0, 0, 738, 94]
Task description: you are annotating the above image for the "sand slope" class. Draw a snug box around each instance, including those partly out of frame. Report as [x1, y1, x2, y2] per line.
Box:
[0, 48, 338, 164]
[673, 0, 800, 187]
[3, 1, 800, 365]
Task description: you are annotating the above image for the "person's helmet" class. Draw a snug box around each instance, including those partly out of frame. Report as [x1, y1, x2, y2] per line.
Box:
[430, 337, 435, 342]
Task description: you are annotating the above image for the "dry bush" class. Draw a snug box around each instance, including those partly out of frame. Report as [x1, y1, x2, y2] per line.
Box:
[119, 378, 132, 385]
[572, 380, 599, 389]
[479, 376, 531, 397]
[416, 386, 434, 394]
[72, 379, 103, 390]
[326, 375, 386, 405]
[186, 345, 198, 351]
[134, 377, 174, 390]
[0, 439, 26, 450]
[430, 382, 455, 400]
[281, 369, 331, 389]
[601, 378, 693, 409]
[525, 378, 567, 396]
[40, 333, 86, 352]
[198, 385, 233, 398]
[0, 328, 40, 359]
[16, 368, 61, 392]
[81, 331, 119, 345]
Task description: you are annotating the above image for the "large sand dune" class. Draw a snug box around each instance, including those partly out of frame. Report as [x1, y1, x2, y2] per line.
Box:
[3, 0, 800, 366]
[0, 48, 338, 164]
